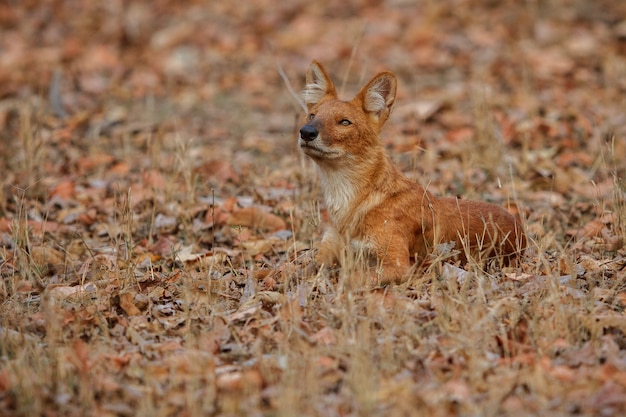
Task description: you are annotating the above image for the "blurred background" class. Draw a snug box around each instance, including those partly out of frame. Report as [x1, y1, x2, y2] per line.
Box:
[0, 0, 625, 248]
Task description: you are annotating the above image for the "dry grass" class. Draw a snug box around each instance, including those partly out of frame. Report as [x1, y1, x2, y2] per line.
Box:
[1, 1, 626, 416]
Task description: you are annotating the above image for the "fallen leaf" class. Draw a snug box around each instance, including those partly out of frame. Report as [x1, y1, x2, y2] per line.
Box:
[197, 159, 239, 184]
[47, 283, 97, 300]
[142, 169, 166, 189]
[119, 291, 142, 316]
[28, 246, 66, 270]
[227, 301, 261, 323]
[549, 365, 576, 382]
[312, 327, 337, 346]
[216, 368, 263, 392]
[576, 219, 605, 239]
[49, 180, 76, 199]
[228, 206, 286, 232]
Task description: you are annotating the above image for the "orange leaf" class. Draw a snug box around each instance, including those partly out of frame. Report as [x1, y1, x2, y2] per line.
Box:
[0, 217, 11, 233]
[28, 220, 59, 234]
[76, 153, 114, 174]
[69, 339, 91, 375]
[445, 127, 474, 143]
[119, 292, 142, 316]
[228, 207, 286, 232]
[108, 162, 130, 176]
[49, 180, 75, 199]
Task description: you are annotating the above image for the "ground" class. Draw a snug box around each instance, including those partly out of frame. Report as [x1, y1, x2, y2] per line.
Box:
[1, 1, 626, 416]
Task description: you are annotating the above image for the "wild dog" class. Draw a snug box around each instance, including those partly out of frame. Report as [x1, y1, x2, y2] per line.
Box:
[298, 60, 526, 284]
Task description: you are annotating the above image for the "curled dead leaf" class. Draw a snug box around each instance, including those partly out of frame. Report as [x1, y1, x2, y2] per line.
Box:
[263, 276, 277, 291]
[504, 271, 535, 281]
[601, 228, 624, 252]
[119, 291, 142, 316]
[227, 301, 261, 323]
[47, 283, 97, 300]
[440, 263, 469, 284]
[175, 245, 227, 267]
[578, 255, 626, 273]
[255, 291, 285, 306]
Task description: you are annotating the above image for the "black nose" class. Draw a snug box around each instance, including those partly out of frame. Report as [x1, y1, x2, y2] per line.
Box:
[299, 124, 318, 142]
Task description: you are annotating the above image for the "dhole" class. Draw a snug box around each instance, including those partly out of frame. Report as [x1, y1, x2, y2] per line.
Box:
[298, 60, 526, 285]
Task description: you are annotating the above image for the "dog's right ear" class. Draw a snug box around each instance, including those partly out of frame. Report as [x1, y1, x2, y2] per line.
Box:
[302, 60, 336, 111]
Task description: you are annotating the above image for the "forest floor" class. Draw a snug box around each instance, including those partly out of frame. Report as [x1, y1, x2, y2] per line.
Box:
[1, 1, 626, 416]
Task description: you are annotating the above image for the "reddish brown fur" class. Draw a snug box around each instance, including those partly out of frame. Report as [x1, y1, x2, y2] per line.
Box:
[299, 60, 526, 284]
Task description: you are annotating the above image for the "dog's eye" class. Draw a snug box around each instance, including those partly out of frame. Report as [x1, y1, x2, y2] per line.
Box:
[339, 119, 351, 126]
[308, 114, 315, 120]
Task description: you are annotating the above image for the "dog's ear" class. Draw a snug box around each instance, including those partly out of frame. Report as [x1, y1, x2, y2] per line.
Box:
[302, 60, 337, 111]
[356, 71, 397, 124]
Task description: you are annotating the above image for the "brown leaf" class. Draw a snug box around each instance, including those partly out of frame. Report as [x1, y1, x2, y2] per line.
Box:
[75, 153, 114, 174]
[142, 169, 166, 189]
[29, 246, 65, 268]
[0, 217, 11, 233]
[69, 339, 91, 375]
[227, 207, 286, 232]
[443, 379, 471, 402]
[28, 220, 60, 234]
[49, 180, 76, 199]
[525, 46, 575, 78]
[227, 298, 262, 323]
[601, 228, 624, 252]
[197, 159, 239, 184]
[586, 381, 626, 412]
[48, 283, 97, 300]
[312, 327, 337, 346]
[549, 365, 576, 382]
[445, 127, 474, 143]
[255, 291, 285, 306]
[576, 219, 604, 239]
[108, 162, 130, 177]
[119, 292, 142, 316]
[149, 236, 176, 256]
[241, 238, 276, 256]
[216, 368, 263, 392]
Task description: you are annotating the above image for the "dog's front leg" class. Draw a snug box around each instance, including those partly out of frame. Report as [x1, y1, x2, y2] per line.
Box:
[316, 227, 343, 267]
[372, 241, 411, 285]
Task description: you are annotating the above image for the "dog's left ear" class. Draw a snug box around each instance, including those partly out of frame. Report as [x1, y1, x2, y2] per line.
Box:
[302, 60, 337, 111]
[357, 72, 397, 123]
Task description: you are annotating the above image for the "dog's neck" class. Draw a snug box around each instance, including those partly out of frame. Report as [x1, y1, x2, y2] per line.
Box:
[316, 147, 398, 228]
